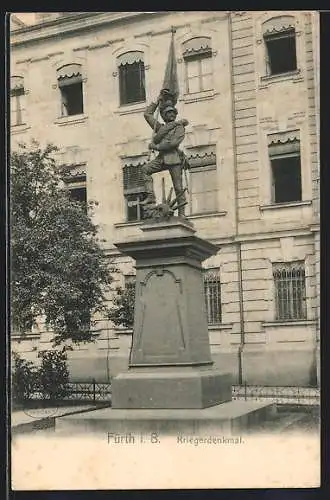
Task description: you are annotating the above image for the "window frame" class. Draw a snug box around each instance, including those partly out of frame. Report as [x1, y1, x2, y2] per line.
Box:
[264, 28, 297, 77]
[122, 163, 146, 222]
[117, 52, 146, 106]
[57, 64, 84, 117]
[267, 135, 302, 205]
[186, 148, 218, 216]
[184, 51, 213, 94]
[10, 77, 26, 127]
[270, 152, 302, 204]
[63, 173, 87, 212]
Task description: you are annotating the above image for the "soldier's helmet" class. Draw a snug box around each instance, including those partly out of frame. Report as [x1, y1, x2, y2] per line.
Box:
[160, 105, 178, 121]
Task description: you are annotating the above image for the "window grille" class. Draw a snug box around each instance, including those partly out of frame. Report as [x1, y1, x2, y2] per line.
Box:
[183, 37, 213, 94]
[273, 262, 307, 321]
[118, 52, 146, 105]
[203, 269, 221, 324]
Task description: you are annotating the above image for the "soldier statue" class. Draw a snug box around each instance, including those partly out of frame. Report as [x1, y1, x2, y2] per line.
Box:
[141, 89, 190, 217]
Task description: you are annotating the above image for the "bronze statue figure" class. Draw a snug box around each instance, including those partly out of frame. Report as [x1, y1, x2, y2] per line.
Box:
[141, 89, 190, 217]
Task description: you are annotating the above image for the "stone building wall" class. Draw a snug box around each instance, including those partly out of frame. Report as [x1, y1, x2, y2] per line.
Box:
[10, 11, 320, 386]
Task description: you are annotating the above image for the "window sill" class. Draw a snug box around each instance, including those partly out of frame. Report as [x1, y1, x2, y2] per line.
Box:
[179, 90, 219, 104]
[208, 323, 233, 331]
[259, 69, 303, 87]
[188, 210, 227, 220]
[12, 331, 40, 341]
[11, 124, 31, 135]
[115, 102, 146, 116]
[113, 326, 133, 334]
[54, 114, 88, 126]
[262, 320, 317, 328]
[260, 200, 312, 211]
[114, 220, 143, 228]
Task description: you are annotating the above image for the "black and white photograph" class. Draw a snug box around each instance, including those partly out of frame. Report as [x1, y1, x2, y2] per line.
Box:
[9, 11, 320, 490]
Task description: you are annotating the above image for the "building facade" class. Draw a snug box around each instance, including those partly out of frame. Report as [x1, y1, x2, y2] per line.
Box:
[10, 11, 320, 386]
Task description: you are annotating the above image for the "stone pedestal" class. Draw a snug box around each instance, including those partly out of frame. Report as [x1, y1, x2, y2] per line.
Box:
[111, 217, 232, 409]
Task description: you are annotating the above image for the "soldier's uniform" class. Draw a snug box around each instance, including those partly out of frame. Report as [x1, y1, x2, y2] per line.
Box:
[142, 101, 189, 215]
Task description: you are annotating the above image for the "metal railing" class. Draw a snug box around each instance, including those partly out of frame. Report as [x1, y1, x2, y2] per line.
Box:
[28, 382, 319, 406]
[232, 384, 319, 406]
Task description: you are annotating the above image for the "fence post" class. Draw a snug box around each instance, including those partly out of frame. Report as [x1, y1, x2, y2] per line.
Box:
[93, 379, 96, 402]
[244, 381, 247, 401]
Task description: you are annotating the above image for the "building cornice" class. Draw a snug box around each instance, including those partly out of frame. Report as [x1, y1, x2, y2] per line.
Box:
[10, 12, 163, 47]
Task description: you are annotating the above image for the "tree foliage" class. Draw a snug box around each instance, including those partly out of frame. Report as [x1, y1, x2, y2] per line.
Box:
[11, 141, 113, 345]
[107, 285, 135, 329]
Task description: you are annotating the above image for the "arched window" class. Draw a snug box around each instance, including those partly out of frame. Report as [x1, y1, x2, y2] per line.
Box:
[182, 37, 213, 94]
[262, 16, 297, 76]
[10, 76, 26, 126]
[57, 64, 84, 116]
[117, 51, 146, 105]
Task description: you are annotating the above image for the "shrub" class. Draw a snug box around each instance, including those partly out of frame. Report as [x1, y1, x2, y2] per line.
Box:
[11, 351, 39, 402]
[38, 350, 69, 400]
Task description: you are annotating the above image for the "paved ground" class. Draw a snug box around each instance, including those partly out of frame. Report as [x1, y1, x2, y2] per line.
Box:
[11, 403, 110, 435]
[253, 406, 320, 434]
[11, 402, 320, 436]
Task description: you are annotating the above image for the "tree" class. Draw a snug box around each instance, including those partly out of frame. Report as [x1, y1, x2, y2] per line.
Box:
[11, 141, 114, 345]
[107, 285, 135, 329]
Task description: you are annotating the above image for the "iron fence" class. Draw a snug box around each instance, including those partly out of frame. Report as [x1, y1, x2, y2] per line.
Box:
[31, 381, 112, 402]
[29, 382, 319, 406]
[232, 384, 319, 406]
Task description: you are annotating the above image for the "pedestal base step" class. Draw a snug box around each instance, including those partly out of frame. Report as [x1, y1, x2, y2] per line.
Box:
[111, 369, 232, 409]
[55, 400, 276, 436]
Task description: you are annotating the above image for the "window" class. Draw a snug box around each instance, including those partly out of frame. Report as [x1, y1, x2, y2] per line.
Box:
[57, 64, 84, 116]
[117, 52, 146, 105]
[183, 37, 213, 93]
[125, 274, 136, 293]
[204, 269, 222, 324]
[64, 173, 87, 212]
[122, 163, 146, 221]
[268, 131, 302, 204]
[262, 16, 297, 75]
[10, 76, 26, 126]
[273, 261, 307, 321]
[187, 146, 218, 214]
